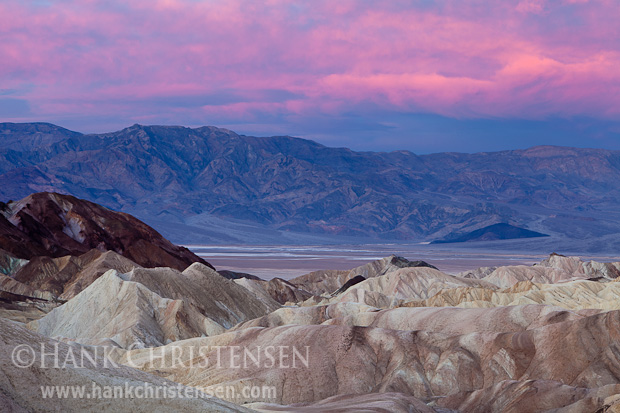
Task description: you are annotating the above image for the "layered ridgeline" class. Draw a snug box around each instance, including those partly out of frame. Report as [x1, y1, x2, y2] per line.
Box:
[2, 123, 620, 250]
[4, 229, 620, 411]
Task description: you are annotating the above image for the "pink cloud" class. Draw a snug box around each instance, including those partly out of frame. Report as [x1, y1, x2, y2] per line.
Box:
[1, 0, 619, 126]
[516, 0, 546, 14]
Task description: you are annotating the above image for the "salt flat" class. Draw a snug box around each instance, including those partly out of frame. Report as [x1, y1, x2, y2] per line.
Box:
[189, 244, 620, 280]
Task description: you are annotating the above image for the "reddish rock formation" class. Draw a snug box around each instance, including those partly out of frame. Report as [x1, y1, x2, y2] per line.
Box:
[0, 192, 211, 271]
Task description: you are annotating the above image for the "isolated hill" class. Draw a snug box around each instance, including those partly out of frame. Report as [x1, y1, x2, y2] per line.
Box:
[0, 192, 210, 271]
[2, 123, 620, 248]
[432, 222, 548, 243]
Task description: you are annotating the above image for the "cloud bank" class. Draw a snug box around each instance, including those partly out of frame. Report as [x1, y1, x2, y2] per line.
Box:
[1, 0, 619, 151]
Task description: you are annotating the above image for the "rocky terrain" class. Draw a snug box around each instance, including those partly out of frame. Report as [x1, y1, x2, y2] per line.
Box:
[3, 195, 620, 411]
[28, 264, 279, 348]
[4, 248, 620, 409]
[290, 255, 438, 296]
[2, 123, 620, 251]
[0, 192, 210, 270]
[102, 253, 620, 412]
[0, 318, 249, 412]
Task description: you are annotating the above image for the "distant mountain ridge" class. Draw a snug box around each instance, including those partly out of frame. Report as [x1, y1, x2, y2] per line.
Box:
[1, 122, 620, 250]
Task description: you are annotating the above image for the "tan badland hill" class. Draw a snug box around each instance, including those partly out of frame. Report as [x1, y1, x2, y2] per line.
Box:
[0, 318, 250, 412]
[5, 252, 620, 411]
[27, 264, 280, 348]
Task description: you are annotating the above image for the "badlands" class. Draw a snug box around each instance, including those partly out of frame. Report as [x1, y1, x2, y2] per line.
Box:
[2, 193, 620, 412]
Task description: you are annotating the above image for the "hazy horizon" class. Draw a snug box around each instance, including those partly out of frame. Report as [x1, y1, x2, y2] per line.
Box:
[5, 120, 620, 155]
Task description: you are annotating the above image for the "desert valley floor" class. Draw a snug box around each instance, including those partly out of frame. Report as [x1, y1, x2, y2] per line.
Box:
[188, 244, 620, 280]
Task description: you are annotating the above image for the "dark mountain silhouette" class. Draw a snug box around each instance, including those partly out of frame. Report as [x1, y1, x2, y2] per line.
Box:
[1, 122, 620, 249]
[432, 223, 549, 244]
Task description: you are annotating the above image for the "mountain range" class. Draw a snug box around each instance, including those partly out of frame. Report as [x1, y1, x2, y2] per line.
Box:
[2, 122, 620, 251]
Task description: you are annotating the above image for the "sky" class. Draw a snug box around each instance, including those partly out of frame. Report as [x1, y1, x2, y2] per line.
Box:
[1, 0, 620, 153]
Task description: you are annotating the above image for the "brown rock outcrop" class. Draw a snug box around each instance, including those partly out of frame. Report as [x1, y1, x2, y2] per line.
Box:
[0, 192, 211, 271]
